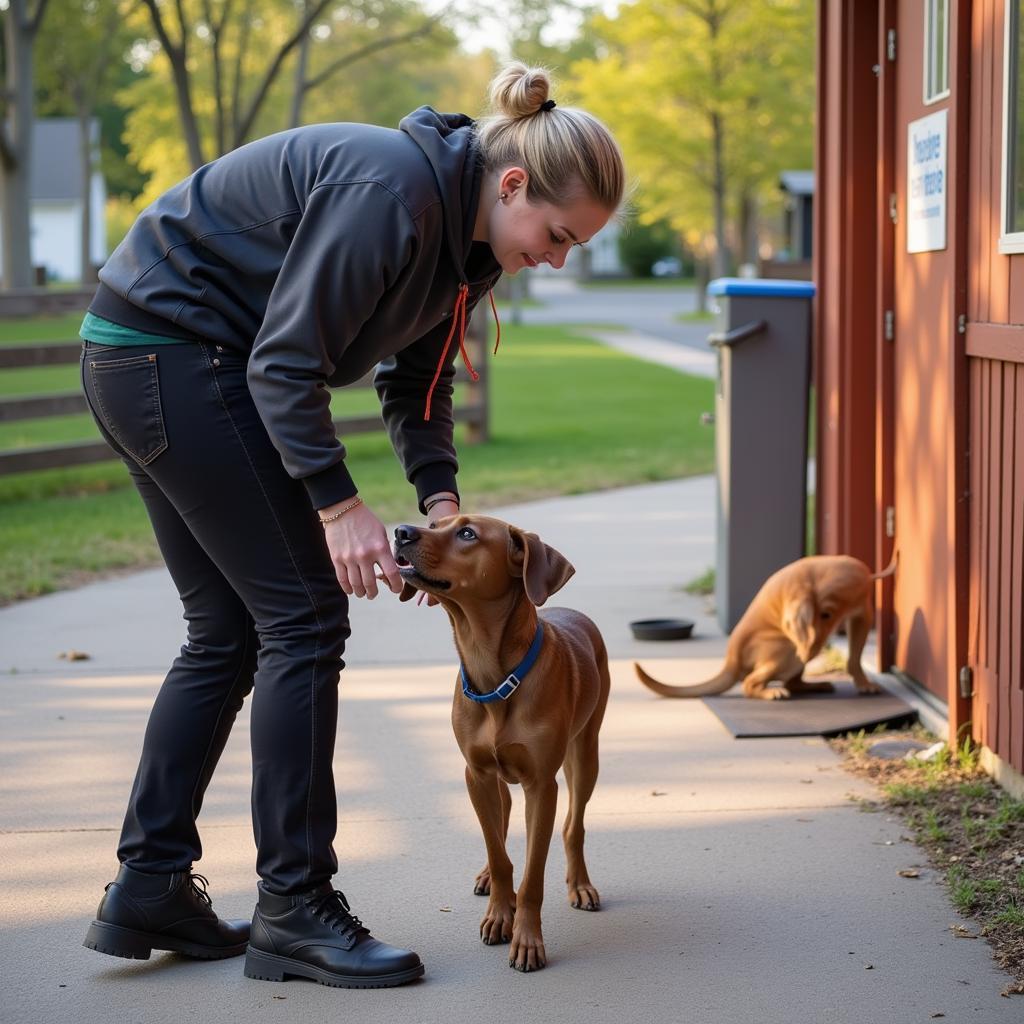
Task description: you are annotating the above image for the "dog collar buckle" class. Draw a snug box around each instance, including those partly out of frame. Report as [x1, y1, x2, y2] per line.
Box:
[494, 674, 521, 700]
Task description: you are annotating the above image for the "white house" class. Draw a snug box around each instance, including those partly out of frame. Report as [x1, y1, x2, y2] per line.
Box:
[0, 118, 108, 283]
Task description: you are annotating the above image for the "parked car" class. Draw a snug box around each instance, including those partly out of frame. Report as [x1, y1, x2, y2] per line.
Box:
[651, 257, 683, 278]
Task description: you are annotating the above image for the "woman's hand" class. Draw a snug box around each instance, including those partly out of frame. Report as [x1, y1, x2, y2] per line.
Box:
[320, 499, 402, 599]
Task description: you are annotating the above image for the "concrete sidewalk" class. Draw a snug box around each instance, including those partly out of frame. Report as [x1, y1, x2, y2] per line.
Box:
[1, 477, 1019, 1023]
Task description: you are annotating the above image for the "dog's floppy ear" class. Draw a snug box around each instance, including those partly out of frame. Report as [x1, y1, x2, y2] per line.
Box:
[508, 526, 575, 606]
[781, 590, 816, 659]
[398, 581, 419, 602]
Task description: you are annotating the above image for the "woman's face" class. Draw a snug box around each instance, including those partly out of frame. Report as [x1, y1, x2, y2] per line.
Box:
[482, 168, 613, 275]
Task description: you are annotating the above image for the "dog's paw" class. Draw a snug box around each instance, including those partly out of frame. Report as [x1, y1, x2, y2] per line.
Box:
[854, 678, 883, 695]
[508, 922, 547, 972]
[473, 866, 491, 896]
[567, 883, 600, 911]
[764, 686, 791, 700]
[480, 899, 516, 945]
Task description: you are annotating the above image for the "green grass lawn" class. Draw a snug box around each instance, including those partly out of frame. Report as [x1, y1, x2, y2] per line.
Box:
[0, 323, 714, 603]
[0, 312, 83, 345]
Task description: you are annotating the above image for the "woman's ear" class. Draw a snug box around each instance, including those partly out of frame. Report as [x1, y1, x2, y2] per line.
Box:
[499, 166, 529, 200]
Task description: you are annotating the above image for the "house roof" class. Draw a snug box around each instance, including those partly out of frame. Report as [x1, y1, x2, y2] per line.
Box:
[31, 119, 99, 202]
[780, 170, 815, 196]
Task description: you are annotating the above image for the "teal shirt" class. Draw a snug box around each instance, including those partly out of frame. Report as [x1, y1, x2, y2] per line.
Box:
[80, 312, 189, 347]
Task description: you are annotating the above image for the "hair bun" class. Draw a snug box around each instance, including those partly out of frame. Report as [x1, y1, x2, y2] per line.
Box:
[488, 61, 552, 119]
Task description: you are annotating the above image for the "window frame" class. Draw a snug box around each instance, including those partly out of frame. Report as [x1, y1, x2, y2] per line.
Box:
[924, 0, 951, 106]
[1000, 0, 1024, 253]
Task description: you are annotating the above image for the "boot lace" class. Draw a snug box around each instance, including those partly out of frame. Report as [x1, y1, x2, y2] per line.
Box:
[189, 872, 213, 907]
[304, 889, 370, 943]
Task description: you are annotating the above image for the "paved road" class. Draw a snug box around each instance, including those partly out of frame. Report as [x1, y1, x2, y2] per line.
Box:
[513, 275, 715, 350]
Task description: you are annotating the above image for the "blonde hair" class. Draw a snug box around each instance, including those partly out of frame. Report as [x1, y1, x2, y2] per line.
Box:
[476, 62, 625, 211]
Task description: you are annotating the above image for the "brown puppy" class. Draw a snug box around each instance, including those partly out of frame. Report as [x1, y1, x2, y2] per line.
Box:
[636, 554, 896, 700]
[393, 515, 610, 973]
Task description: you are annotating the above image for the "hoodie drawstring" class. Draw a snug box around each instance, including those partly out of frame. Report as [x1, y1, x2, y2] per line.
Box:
[423, 284, 503, 421]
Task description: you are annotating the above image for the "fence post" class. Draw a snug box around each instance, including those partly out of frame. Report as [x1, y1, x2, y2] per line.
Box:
[463, 308, 490, 444]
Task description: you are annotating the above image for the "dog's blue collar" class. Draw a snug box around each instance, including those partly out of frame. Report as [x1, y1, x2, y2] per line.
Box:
[460, 622, 544, 704]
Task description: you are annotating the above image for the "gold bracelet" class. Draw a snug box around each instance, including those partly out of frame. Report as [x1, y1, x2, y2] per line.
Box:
[318, 496, 363, 524]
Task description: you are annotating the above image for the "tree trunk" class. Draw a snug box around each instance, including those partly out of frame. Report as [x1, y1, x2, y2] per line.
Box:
[710, 110, 729, 280]
[289, 7, 312, 129]
[77, 106, 97, 283]
[738, 189, 758, 268]
[1, 0, 37, 290]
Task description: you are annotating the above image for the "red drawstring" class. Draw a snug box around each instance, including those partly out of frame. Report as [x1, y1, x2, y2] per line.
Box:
[489, 288, 501, 355]
[423, 285, 504, 421]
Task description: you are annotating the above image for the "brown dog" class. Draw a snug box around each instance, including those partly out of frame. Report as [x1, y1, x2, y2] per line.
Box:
[393, 515, 610, 972]
[635, 554, 896, 700]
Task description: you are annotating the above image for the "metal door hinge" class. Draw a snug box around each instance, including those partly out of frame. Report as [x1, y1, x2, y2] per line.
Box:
[957, 313, 967, 334]
[959, 665, 974, 699]
[889, 193, 898, 223]
[884, 310, 894, 341]
[887, 29, 897, 61]
[885, 505, 895, 537]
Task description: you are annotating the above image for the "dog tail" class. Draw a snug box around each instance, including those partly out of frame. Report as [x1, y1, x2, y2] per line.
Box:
[633, 662, 737, 698]
[871, 547, 899, 580]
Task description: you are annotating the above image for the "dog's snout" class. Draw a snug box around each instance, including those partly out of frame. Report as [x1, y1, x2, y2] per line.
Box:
[394, 524, 420, 548]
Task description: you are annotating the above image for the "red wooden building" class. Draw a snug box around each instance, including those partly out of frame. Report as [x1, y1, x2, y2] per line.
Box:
[816, 0, 1023, 788]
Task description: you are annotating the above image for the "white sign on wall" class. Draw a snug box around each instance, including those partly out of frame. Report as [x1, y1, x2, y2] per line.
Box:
[907, 108, 948, 253]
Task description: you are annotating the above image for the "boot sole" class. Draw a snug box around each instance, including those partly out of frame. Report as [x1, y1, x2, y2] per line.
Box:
[83, 920, 248, 961]
[244, 946, 425, 988]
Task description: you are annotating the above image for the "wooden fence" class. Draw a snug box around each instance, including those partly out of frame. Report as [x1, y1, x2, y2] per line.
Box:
[0, 303, 489, 476]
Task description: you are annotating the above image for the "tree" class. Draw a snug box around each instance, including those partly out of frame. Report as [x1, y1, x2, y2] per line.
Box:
[569, 0, 814, 283]
[36, 0, 136, 281]
[130, 0, 453, 171]
[1, 0, 50, 289]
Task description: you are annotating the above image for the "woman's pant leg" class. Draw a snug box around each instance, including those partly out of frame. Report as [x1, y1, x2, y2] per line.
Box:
[82, 341, 350, 894]
[117, 466, 259, 873]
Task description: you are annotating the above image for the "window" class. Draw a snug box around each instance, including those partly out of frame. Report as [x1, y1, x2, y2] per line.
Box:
[1002, 2, 1024, 249]
[925, 0, 950, 103]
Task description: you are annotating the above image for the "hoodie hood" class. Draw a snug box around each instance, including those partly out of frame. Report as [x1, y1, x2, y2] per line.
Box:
[399, 106, 489, 285]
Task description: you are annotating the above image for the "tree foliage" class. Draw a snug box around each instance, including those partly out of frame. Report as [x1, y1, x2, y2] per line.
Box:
[569, 0, 814, 274]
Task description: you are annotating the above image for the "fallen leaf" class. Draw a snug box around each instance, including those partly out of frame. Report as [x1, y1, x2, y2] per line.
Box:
[930, 1014, 945, 1019]
[272, 995, 286, 1000]
[1001, 981, 1024, 997]
[950, 925, 977, 939]
[898, 869, 920, 878]
[651, 790, 667, 797]
[864, 964, 874, 970]
[57, 650, 90, 661]
[439, 906, 452, 913]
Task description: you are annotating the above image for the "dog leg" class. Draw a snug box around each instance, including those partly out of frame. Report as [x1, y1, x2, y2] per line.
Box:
[741, 655, 801, 700]
[464, 766, 516, 946]
[510, 777, 558, 972]
[474, 778, 512, 896]
[846, 604, 882, 694]
[562, 728, 601, 912]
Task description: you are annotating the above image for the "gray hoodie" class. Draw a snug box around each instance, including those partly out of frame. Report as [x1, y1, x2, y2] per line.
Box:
[90, 107, 502, 511]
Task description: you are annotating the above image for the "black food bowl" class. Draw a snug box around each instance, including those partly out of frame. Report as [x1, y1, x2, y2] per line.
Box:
[629, 618, 695, 641]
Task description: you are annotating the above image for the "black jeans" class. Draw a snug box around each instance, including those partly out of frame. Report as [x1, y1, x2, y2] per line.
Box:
[81, 340, 350, 895]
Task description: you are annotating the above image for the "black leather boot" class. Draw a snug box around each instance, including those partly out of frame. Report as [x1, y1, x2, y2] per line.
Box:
[83, 865, 249, 960]
[244, 884, 424, 988]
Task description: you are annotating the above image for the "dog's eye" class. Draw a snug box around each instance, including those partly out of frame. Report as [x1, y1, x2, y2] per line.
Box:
[457, 527, 477, 541]
[820, 611, 832, 620]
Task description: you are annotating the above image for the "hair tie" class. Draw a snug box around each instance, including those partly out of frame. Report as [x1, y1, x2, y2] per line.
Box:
[540, 99, 556, 112]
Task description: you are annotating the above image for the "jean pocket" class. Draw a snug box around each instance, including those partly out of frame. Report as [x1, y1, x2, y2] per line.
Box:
[87, 353, 169, 466]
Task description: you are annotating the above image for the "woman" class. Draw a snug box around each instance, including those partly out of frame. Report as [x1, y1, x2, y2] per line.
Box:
[80, 61, 624, 988]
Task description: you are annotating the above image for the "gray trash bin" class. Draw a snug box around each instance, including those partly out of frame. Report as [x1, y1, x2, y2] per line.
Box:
[706, 277, 816, 633]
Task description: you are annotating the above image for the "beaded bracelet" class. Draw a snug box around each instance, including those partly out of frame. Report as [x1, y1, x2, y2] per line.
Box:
[318, 496, 363, 524]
